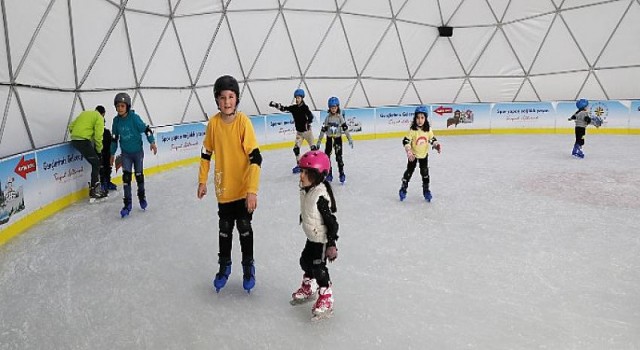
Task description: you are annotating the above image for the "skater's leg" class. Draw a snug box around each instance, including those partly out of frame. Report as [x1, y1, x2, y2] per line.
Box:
[334, 138, 344, 177]
[325, 137, 334, 181]
[311, 243, 333, 317]
[213, 204, 235, 291]
[419, 157, 432, 201]
[129, 152, 146, 207]
[119, 153, 134, 216]
[236, 200, 255, 291]
[302, 130, 315, 150]
[71, 140, 102, 192]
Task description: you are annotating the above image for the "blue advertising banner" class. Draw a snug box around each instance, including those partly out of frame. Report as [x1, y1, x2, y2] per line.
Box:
[36, 144, 89, 206]
[492, 102, 555, 128]
[375, 106, 418, 133]
[319, 108, 375, 136]
[0, 153, 33, 227]
[557, 100, 629, 129]
[251, 116, 267, 146]
[630, 101, 640, 130]
[154, 123, 205, 166]
[265, 113, 297, 144]
[430, 103, 491, 130]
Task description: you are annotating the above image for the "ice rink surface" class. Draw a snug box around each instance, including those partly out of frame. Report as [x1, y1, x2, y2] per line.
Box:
[1, 134, 639, 349]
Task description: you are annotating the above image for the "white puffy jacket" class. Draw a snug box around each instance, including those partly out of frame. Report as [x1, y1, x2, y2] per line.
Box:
[300, 184, 332, 243]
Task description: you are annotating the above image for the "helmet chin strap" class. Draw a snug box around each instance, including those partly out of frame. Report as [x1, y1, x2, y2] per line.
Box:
[220, 110, 236, 119]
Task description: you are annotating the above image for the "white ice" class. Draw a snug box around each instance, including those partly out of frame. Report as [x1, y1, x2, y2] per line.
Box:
[1, 135, 639, 349]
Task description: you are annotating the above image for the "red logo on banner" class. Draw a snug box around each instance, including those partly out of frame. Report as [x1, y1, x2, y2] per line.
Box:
[15, 156, 36, 179]
[433, 106, 453, 116]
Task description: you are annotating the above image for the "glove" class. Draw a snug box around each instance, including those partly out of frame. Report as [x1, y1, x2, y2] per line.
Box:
[326, 246, 338, 262]
[348, 140, 353, 149]
[268, 101, 280, 109]
[406, 148, 415, 161]
[433, 142, 441, 154]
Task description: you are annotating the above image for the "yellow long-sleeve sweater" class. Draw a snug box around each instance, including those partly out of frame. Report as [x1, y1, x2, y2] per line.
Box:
[198, 111, 261, 203]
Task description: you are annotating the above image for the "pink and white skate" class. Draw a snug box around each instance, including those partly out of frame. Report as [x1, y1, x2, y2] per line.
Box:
[290, 277, 317, 305]
[311, 286, 334, 321]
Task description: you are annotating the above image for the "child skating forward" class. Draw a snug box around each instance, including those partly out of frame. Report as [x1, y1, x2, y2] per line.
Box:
[291, 150, 339, 320]
[197, 75, 263, 293]
[399, 106, 441, 202]
[315, 97, 353, 184]
[269, 88, 316, 173]
[109, 93, 157, 217]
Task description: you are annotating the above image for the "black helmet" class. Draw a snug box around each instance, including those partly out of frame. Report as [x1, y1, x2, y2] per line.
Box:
[114, 92, 131, 110]
[213, 75, 240, 104]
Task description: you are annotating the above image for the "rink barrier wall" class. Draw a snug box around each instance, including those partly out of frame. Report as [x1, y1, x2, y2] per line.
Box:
[1, 100, 639, 246]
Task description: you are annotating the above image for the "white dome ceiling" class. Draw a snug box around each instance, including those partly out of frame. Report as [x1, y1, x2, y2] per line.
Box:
[1, 0, 639, 157]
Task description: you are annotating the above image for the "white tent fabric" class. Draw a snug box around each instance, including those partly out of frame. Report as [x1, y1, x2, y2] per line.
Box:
[1, 0, 639, 158]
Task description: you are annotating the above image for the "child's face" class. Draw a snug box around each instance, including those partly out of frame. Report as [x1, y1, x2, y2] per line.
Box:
[217, 90, 237, 115]
[329, 105, 338, 114]
[295, 96, 303, 105]
[116, 103, 128, 116]
[415, 113, 426, 127]
[300, 168, 312, 187]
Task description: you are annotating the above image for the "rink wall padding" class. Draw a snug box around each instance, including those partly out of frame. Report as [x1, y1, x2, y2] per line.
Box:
[1, 100, 639, 246]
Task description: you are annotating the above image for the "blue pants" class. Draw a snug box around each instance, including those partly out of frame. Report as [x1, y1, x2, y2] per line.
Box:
[121, 151, 145, 204]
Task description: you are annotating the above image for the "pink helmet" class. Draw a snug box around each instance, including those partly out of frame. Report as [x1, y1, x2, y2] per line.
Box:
[298, 150, 331, 177]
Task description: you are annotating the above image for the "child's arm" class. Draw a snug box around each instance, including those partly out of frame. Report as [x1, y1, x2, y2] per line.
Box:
[197, 123, 215, 199]
[402, 132, 415, 160]
[429, 131, 441, 153]
[568, 110, 579, 121]
[304, 105, 314, 127]
[339, 113, 353, 147]
[109, 118, 119, 163]
[317, 196, 339, 261]
[316, 117, 328, 149]
[93, 116, 104, 154]
[134, 115, 157, 154]
[268, 101, 287, 112]
[241, 116, 262, 211]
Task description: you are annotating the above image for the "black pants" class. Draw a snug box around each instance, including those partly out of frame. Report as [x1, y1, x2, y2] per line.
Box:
[402, 156, 430, 191]
[324, 136, 344, 176]
[574, 127, 586, 146]
[217, 199, 254, 264]
[71, 140, 100, 186]
[299, 239, 331, 288]
[100, 137, 112, 185]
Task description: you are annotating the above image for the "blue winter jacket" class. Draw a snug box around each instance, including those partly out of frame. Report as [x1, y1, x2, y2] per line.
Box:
[110, 110, 155, 155]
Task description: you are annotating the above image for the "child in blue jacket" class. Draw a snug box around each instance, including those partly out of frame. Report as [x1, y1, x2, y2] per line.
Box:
[109, 92, 157, 217]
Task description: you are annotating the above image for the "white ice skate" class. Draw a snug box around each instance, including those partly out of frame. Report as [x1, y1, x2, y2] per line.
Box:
[311, 286, 334, 321]
[290, 276, 317, 305]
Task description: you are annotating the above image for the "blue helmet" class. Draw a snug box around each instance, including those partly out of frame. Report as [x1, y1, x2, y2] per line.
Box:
[294, 89, 305, 98]
[328, 96, 340, 108]
[414, 105, 428, 116]
[576, 98, 589, 110]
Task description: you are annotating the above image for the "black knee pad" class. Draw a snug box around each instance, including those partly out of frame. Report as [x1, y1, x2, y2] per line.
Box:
[135, 172, 144, 184]
[122, 171, 132, 184]
[293, 145, 300, 157]
[219, 218, 234, 238]
[312, 263, 330, 286]
[237, 218, 253, 237]
[419, 166, 430, 179]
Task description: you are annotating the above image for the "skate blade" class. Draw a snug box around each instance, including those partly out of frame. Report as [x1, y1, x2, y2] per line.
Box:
[89, 197, 107, 204]
[311, 309, 333, 322]
[290, 297, 314, 306]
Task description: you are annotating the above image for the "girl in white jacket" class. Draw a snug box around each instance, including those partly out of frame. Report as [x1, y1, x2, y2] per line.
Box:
[290, 150, 340, 320]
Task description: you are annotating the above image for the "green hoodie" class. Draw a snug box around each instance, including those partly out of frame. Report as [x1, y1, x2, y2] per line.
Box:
[69, 110, 104, 153]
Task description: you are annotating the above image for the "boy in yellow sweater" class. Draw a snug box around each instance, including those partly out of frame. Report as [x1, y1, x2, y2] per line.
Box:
[197, 75, 262, 293]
